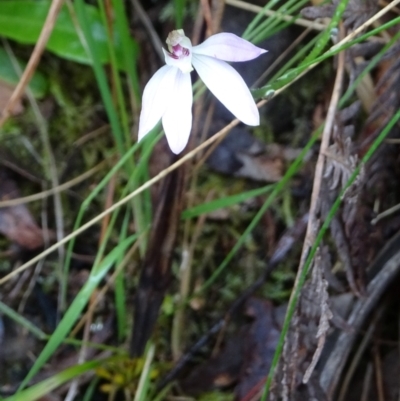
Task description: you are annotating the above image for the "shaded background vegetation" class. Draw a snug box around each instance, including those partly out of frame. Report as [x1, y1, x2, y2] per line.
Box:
[1, 0, 400, 400]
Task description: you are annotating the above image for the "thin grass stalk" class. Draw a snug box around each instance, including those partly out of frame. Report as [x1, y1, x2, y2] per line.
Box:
[243, 0, 282, 39]
[196, 128, 320, 293]
[0, 0, 64, 127]
[133, 344, 155, 401]
[140, 159, 153, 230]
[282, 187, 295, 227]
[95, 0, 149, 257]
[115, 207, 130, 341]
[89, 132, 157, 270]
[262, 0, 321, 38]
[61, 140, 138, 312]
[82, 377, 100, 401]
[268, 32, 321, 83]
[97, 0, 131, 149]
[0, 299, 122, 351]
[3, 39, 67, 311]
[4, 360, 105, 401]
[174, 0, 185, 29]
[17, 235, 137, 391]
[252, 15, 400, 99]
[182, 184, 275, 219]
[73, 0, 149, 257]
[340, 29, 400, 106]
[257, 12, 309, 40]
[302, 0, 350, 64]
[60, 132, 161, 310]
[111, 0, 140, 103]
[0, 301, 47, 340]
[80, 136, 157, 342]
[249, 0, 310, 44]
[74, 0, 125, 155]
[251, 34, 321, 99]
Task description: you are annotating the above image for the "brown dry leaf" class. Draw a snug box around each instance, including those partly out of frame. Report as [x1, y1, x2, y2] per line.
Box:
[0, 80, 24, 116]
[234, 152, 283, 182]
[234, 144, 306, 182]
[0, 172, 45, 249]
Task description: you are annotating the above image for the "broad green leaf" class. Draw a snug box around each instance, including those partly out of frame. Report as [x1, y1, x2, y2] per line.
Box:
[0, 47, 48, 98]
[0, 0, 137, 68]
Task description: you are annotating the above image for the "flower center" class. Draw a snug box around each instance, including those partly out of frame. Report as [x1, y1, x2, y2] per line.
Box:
[164, 29, 193, 73]
[170, 44, 190, 59]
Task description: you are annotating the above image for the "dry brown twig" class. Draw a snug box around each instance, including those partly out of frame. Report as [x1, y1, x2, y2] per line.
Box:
[130, 0, 164, 61]
[225, 0, 329, 31]
[0, 0, 64, 127]
[70, 238, 141, 337]
[201, 0, 214, 36]
[280, 23, 346, 390]
[211, 0, 226, 34]
[0, 160, 109, 208]
[298, 23, 346, 281]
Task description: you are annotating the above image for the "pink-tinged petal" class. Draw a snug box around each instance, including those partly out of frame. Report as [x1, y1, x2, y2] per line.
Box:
[192, 33, 267, 62]
[138, 65, 179, 141]
[192, 54, 259, 125]
[162, 70, 193, 154]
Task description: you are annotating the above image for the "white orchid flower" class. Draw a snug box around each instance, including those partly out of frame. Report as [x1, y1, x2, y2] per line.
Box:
[138, 29, 267, 154]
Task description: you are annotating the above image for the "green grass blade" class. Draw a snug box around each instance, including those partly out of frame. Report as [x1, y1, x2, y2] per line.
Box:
[249, 0, 309, 44]
[74, 0, 125, 155]
[0, 301, 47, 340]
[4, 360, 104, 401]
[82, 376, 100, 401]
[134, 344, 155, 401]
[97, 0, 131, 149]
[112, 0, 140, 101]
[243, 0, 282, 39]
[182, 184, 275, 220]
[115, 208, 130, 341]
[61, 131, 160, 310]
[18, 235, 137, 391]
[253, 15, 400, 99]
[0, 46, 47, 97]
[340, 29, 400, 106]
[302, 0, 349, 64]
